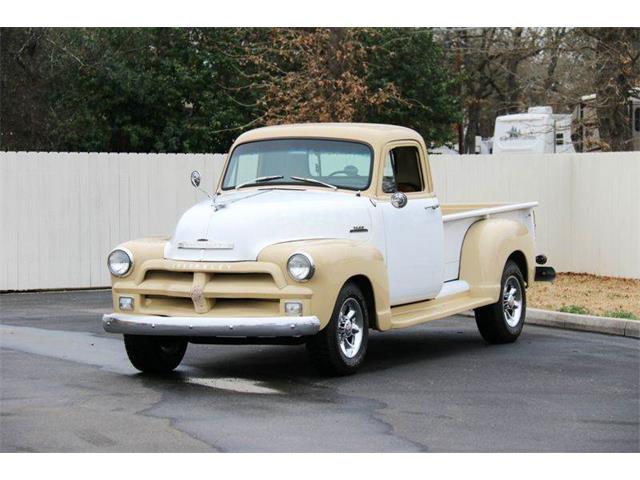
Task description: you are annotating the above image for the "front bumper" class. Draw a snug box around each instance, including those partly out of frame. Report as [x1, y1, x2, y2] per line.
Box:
[102, 313, 320, 338]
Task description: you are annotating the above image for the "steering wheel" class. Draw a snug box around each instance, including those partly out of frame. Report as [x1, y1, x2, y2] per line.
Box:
[328, 165, 358, 177]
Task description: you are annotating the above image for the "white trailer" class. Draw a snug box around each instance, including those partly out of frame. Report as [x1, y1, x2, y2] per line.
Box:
[492, 106, 575, 155]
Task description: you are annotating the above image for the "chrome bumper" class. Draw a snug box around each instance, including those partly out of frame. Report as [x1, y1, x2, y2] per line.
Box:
[102, 313, 320, 338]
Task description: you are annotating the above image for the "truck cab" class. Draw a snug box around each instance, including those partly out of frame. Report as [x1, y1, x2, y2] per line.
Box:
[104, 123, 554, 375]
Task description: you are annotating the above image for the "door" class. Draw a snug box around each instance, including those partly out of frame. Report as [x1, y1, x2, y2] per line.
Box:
[378, 143, 444, 305]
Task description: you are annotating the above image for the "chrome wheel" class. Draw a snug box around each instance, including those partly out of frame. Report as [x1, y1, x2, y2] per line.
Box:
[502, 275, 523, 327]
[337, 298, 364, 359]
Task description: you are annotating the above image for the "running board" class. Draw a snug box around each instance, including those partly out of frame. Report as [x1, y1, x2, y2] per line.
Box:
[389, 292, 494, 330]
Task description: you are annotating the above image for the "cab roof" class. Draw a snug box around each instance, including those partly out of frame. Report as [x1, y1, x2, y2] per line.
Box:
[233, 123, 424, 148]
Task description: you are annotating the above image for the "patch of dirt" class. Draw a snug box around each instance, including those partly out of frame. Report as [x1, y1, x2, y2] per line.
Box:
[528, 273, 640, 319]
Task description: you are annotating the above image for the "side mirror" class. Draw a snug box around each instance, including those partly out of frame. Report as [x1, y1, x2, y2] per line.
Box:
[190, 170, 201, 188]
[391, 191, 408, 209]
[190, 170, 218, 206]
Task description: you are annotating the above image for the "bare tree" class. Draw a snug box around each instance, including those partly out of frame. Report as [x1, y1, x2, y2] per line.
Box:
[439, 27, 640, 153]
[439, 28, 547, 153]
[578, 28, 640, 151]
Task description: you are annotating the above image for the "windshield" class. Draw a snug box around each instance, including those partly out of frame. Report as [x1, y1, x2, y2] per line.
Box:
[222, 139, 373, 191]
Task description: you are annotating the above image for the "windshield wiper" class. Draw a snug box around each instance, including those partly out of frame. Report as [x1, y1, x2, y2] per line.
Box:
[290, 176, 338, 191]
[235, 175, 284, 190]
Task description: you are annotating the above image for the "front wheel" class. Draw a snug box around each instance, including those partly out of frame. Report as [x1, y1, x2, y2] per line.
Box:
[474, 260, 526, 344]
[124, 335, 187, 373]
[306, 282, 369, 375]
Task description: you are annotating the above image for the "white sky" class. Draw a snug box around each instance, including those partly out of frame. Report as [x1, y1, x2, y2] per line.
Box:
[1, 0, 634, 27]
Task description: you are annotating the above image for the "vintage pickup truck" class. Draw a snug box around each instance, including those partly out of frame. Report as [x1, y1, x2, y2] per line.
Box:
[103, 123, 555, 375]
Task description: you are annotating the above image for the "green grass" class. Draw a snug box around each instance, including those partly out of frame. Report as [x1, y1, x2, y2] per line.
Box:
[559, 305, 590, 315]
[603, 310, 638, 320]
[557, 305, 638, 320]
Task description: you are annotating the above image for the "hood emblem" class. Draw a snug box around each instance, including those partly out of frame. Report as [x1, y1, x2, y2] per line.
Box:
[178, 240, 234, 250]
[349, 226, 368, 233]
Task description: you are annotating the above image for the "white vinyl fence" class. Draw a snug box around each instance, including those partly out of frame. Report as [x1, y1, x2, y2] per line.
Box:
[0, 151, 638, 291]
[1, 152, 225, 291]
[429, 152, 640, 279]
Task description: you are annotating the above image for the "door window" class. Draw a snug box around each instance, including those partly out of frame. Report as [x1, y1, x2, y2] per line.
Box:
[382, 146, 424, 193]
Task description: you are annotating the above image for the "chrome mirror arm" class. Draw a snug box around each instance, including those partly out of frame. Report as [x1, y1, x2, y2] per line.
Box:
[190, 170, 215, 203]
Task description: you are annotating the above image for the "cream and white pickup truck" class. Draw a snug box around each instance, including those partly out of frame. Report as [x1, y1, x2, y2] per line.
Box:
[103, 123, 555, 375]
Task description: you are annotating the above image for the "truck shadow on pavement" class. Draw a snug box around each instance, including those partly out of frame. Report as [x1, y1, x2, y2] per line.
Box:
[179, 328, 493, 383]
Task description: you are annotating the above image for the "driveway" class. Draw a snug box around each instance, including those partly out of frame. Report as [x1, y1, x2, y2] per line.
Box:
[1, 290, 638, 452]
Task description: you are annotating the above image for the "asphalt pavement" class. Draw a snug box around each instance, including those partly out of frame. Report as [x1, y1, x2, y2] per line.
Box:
[1, 290, 638, 452]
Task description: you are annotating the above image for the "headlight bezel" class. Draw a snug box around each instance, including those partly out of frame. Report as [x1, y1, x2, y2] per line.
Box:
[287, 252, 315, 282]
[107, 247, 134, 277]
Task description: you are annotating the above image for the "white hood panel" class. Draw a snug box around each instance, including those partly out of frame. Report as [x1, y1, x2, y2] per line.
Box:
[164, 189, 372, 262]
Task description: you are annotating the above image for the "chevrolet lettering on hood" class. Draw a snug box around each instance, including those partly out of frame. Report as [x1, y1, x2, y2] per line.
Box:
[177, 240, 234, 250]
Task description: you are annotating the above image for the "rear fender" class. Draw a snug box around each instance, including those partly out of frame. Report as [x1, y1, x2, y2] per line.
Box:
[459, 218, 535, 301]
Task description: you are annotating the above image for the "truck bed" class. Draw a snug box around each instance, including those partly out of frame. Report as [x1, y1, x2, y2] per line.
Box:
[441, 202, 537, 282]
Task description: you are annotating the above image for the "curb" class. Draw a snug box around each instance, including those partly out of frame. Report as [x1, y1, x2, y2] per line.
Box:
[461, 309, 639, 338]
[526, 308, 639, 338]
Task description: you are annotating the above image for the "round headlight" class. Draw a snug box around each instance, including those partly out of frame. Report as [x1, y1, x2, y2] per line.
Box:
[107, 248, 133, 277]
[287, 252, 315, 282]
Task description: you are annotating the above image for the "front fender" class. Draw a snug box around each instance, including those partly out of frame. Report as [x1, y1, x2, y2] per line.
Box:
[258, 239, 391, 330]
[459, 218, 535, 301]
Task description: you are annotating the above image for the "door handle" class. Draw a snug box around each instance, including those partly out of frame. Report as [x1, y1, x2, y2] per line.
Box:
[425, 204, 440, 211]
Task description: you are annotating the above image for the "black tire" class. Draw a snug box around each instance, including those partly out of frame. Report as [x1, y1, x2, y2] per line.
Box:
[306, 282, 369, 375]
[123, 335, 187, 373]
[474, 260, 527, 344]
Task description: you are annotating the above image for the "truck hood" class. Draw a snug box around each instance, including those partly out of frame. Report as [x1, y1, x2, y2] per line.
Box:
[164, 189, 372, 262]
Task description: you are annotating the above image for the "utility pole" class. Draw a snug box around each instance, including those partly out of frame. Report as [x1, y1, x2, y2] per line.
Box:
[455, 38, 464, 154]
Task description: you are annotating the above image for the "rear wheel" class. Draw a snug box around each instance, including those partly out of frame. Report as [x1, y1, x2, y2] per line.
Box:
[306, 282, 369, 375]
[474, 260, 526, 344]
[123, 335, 187, 373]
